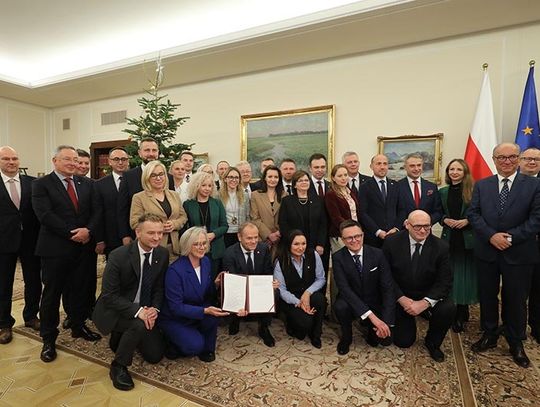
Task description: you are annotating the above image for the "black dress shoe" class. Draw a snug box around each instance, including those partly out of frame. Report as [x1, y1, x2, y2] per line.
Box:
[452, 319, 465, 333]
[510, 344, 530, 368]
[110, 361, 134, 391]
[366, 331, 379, 348]
[228, 320, 240, 336]
[531, 329, 540, 345]
[109, 331, 122, 353]
[62, 317, 72, 330]
[198, 352, 216, 362]
[40, 342, 57, 363]
[337, 341, 350, 355]
[471, 334, 498, 353]
[72, 324, 102, 341]
[310, 337, 322, 349]
[259, 327, 275, 347]
[424, 340, 445, 362]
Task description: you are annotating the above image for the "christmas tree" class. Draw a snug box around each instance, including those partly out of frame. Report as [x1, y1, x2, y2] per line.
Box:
[123, 59, 192, 168]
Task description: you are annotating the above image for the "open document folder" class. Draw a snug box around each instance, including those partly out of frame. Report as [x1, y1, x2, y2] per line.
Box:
[221, 273, 275, 314]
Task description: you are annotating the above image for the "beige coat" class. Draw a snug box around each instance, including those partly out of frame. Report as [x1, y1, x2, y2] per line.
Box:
[249, 190, 284, 240]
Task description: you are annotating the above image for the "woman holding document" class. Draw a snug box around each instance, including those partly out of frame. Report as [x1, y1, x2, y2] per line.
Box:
[274, 229, 327, 348]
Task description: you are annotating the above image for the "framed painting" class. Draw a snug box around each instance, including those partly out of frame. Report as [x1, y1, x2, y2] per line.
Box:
[241, 105, 335, 178]
[377, 133, 444, 184]
[193, 152, 209, 171]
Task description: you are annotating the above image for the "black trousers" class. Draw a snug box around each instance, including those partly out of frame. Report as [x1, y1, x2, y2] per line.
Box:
[528, 262, 540, 333]
[477, 257, 533, 344]
[0, 251, 41, 328]
[281, 291, 327, 340]
[62, 251, 97, 320]
[393, 297, 455, 349]
[229, 313, 272, 328]
[112, 317, 164, 367]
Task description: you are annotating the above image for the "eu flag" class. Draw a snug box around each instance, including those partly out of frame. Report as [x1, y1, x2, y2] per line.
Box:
[515, 64, 540, 150]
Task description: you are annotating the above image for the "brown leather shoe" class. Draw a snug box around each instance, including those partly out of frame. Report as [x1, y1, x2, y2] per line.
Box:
[0, 328, 13, 344]
[24, 318, 40, 331]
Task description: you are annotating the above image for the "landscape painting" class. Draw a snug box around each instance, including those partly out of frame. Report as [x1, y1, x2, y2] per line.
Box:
[241, 105, 335, 178]
[377, 134, 443, 184]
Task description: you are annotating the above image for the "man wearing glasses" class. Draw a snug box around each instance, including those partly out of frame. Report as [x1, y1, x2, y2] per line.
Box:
[333, 220, 394, 355]
[469, 142, 540, 368]
[383, 210, 455, 362]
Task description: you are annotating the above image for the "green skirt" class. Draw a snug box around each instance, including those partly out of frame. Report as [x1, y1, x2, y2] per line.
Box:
[450, 249, 479, 305]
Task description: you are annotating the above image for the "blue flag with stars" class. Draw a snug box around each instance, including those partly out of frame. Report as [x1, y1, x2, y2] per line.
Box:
[515, 65, 540, 150]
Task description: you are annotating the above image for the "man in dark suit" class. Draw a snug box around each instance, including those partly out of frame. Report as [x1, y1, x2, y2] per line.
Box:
[280, 159, 297, 195]
[342, 151, 370, 200]
[358, 154, 400, 248]
[0, 146, 41, 344]
[251, 157, 274, 192]
[92, 213, 167, 391]
[383, 210, 455, 362]
[468, 142, 540, 368]
[222, 222, 278, 347]
[32, 145, 102, 363]
[396, 153, 442, 226]
[333, 220, 394, 355]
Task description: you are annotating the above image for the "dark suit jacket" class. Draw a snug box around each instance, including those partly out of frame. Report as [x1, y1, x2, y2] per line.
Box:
[350, 173, 371, 201]
[222, 242, 273, 276]
[468, 173, 540, 264]
[250, 180, 262, 192]
[278, 194, 327, 248]
[92, 241, 168, 335]
[324, 190, 359, 237]
[32, 172, 99, 257]
[93, 174, 121, 252]
[332, 245, 395, 324]
[382, 230, 452, 301]
[0, 174, 40, 254]
[358, 177, 399, 246]
[396, 177, 442, 226]
[308, 178, 331, 198]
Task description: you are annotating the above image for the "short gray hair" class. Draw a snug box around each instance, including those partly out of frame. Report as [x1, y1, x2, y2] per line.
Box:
[54, 145, 76, 157]
[179, 226, 209, 256]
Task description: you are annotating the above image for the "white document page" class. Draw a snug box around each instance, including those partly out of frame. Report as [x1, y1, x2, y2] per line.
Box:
[221, 273, 247, 313]
[247, 275, 275, 313]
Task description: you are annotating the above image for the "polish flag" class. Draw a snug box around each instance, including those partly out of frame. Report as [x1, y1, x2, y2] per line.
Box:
[464, 70, 497, 180]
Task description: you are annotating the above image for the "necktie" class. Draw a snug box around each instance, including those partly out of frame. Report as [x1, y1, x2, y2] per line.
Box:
[380, 180, 387, 201]
[246, 251, 254, 274]
[140, 252, 152, 306]
[499, 178, 509, 213]
[186, 174, 190, 183]
[413, 180, 420, 208]
[352, 254, 363, 274]
[350, 178, 358, 196]
[411, 243, 421, 276]
[286, 184, 292, 195]
[65, 177, 79, 211]
[117, 175, 122, 191]
[317, 181, 324, 196]
[7, 179, 20, 209]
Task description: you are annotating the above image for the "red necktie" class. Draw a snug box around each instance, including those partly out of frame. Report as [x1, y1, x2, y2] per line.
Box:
[66, 177, 79, 211]
[413, 180, 420, 208]
[317, 181, 324, 196]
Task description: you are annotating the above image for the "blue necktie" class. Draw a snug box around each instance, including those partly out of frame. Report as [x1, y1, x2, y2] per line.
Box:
[380, 180, 387, 201]
[499, 178, 509, 213]
[353, 254, 362, 274]
[140, 252, 152, 306]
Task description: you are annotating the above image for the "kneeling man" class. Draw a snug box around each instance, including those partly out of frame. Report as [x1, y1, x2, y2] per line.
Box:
[383, 210, 455, 362]
[92, 214, 167, 391]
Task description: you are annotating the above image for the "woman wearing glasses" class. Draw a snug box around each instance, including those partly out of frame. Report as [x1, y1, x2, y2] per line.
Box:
[159, 227, 232, 362]
[130, 160, 187, 256]
[439, 159, 477, 333]
[218, 167, 250, 247]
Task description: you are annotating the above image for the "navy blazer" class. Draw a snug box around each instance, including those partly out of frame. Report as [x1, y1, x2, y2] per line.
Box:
[93, 174, 122, 251]
[358, 177, 399, 246]
[32, 172, 99, 257]
[159, 256, 216, 323]
[468, 173, 540, 264]
[332, 245, 395, 325]
[396, 177, 442, 226]
[308, 178, 331, 198]
[222, 242, 273, 276]
[0, 174, 40, 254]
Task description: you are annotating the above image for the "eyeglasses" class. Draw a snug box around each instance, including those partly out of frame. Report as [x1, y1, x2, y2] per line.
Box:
[110, 157, 129, 162]
[494, 155, 519, 163]
[149, 172, 166, 179]
[192, 241, 207, 248]
[409, 224, 431, 231]
[520, 157, 540, 162]
[59, 157, 79, 164]
[226, 176, 240, 180]
[342, 234, 363, 243]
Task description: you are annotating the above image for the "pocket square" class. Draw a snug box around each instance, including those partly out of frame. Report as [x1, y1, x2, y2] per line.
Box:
[426, 189, 434, 196]
[369, 267, 378, 272]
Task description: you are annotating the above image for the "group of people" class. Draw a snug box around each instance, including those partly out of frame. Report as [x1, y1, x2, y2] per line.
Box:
[1, 138, 540, 392]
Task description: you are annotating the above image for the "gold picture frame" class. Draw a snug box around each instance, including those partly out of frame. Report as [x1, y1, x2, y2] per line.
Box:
[241, 105, 335, 178]
[377, 133, 444, 184]
[193, 152, 209, 171]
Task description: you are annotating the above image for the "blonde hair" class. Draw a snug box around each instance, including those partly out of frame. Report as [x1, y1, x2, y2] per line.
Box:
[218, 167, 245, 205]
[197, 163, 214, 175]
[187, 172, 215, 200]
[141, 160, 169, 192]
[179, 226, 209, 256]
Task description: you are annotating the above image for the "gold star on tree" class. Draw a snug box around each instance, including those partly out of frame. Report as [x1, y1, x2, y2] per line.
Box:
[522, 126, 534, 135]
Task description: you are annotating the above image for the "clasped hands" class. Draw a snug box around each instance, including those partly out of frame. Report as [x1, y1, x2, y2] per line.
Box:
[296, 291, 316, 315]
[70, 227, 90, 244]
[138, 306, 159, 330]
[398, 296, 429, 317]
[489, 232, 512, 251]
[443, 217, 469, 229]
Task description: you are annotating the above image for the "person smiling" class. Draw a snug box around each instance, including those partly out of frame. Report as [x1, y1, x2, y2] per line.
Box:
[218, 167, 250, 247]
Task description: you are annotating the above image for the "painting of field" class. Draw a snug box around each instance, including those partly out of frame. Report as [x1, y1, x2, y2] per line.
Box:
[242, 106, 334, 177]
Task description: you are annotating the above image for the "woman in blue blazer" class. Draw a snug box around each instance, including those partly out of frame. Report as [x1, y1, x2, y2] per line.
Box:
[159, 227, 229, 362]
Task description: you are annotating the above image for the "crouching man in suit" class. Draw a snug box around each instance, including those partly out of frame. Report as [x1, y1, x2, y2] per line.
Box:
[383, 210, 455, 362]
[333, 220, 394, 355]
[92, 213, 167, 391]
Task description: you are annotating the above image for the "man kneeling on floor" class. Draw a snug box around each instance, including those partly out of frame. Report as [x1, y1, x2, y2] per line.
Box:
[92, 213, 167, 391]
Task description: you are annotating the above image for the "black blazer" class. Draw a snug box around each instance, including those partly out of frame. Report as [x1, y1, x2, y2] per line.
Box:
[222, 242, 273, 276]
[32, 172, 99, 257]
[382, 230, 452, 301]
[250, 180, 263, 192]
[396, 177, 442, 226]
[358, 177, 400, 246]
[93, 174, 122, 252]
[308, 178, 331, 198]
[92, 241, 168, 335]
[278, 194, 327, 248]
[468, 173, 540, 264]
[350, 173, 371, 201]
[332, 245, 395, 325]
[0, 174, 40, 254]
